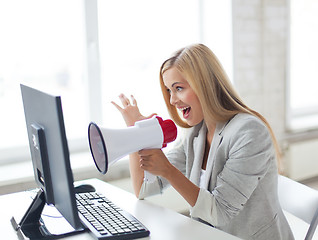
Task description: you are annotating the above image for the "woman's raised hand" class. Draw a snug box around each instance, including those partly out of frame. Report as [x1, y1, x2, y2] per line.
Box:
[111, 94, 156, 127]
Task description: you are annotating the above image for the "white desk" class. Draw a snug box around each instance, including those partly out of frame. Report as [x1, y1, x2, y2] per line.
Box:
[1, 178, 240, 240]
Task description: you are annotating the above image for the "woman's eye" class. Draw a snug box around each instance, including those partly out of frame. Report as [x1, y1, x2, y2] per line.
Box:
[176, 86, 183, 91]
[166, 88, 171, 93]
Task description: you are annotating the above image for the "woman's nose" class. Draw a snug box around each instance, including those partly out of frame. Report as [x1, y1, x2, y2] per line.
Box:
[170, 92, 178, 105]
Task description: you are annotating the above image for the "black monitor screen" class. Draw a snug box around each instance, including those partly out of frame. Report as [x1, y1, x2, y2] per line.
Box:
[20, 84, 82, 230]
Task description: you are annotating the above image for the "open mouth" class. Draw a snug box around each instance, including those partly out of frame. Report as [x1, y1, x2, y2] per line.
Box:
[179, 107, 191, 118]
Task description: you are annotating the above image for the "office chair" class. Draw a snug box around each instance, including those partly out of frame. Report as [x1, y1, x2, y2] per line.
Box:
[278, 175, 318, 240]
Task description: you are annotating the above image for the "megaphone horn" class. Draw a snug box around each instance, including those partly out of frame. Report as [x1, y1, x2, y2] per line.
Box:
[88, 116, 177, 182]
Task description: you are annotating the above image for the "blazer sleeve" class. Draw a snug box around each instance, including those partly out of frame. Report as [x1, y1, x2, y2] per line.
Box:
[191, 116, 275, 227]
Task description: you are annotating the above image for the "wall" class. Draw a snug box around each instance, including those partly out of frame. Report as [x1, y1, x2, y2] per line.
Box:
[232, 0, 287, 141]
[285, 138, 318, 180]
[232, 0, 318, 180]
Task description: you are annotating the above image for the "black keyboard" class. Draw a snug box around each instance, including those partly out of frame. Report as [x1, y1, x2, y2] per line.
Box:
[76, 192, 150, 239]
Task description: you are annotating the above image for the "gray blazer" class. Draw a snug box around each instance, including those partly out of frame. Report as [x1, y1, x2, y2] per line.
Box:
[139, 113, 294, 240]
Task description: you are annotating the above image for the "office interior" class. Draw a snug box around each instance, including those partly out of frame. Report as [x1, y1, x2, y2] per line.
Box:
[1, 0, 318, 227]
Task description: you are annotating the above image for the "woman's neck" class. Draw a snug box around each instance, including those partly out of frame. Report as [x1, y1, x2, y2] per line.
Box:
[206, 123, 216, 144]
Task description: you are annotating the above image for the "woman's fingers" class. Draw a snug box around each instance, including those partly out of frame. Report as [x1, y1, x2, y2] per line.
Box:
[138, 150, 152, 169]
[119, 93, 131, 107]
[138, 149, 153, 156]
[131, 95, 137, 106]
[139, 158, 155, 171]
[138, 149, 168, 174]
[111, 100, 123, 111]
[114, 94, 137, 108]
[111, 93, 144, 127]
[111, 94, 156, 127]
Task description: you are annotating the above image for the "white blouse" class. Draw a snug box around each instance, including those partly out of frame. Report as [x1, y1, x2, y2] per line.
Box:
[199, 169, 206, 188]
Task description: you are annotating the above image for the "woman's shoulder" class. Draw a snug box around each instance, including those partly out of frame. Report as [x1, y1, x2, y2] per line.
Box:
[221, 113, 270, 141]
[227, 113, 266, 130]
[232, 112, 262, 122]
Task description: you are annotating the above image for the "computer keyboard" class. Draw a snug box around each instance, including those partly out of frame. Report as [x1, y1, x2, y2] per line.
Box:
[76, 192, 150, 240]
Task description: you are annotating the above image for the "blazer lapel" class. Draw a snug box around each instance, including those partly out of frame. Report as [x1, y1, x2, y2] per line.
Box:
[203, 121, 226, 188]
[189, 123, 207, 185]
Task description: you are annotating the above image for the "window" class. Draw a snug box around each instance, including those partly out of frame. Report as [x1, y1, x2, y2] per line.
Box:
[288, 0, 318, 131]
[0, 0, 87, 163]
[0, 0, 232, 164]
[97, 0, 233, 128]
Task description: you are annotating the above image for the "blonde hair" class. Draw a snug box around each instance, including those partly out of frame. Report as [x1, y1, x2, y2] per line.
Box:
[159, 44, 281, 168]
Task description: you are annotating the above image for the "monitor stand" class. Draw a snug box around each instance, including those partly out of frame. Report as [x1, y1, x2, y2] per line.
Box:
[11, 189, 86, 240]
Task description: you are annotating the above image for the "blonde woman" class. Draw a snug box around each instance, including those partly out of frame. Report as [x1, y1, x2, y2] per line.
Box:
[112, 44, 294, 240]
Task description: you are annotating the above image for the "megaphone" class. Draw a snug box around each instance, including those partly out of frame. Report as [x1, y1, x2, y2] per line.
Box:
[88, 116, 177, 182]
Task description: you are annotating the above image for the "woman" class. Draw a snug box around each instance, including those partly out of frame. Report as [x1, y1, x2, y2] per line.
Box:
[112, 44, 294, 239]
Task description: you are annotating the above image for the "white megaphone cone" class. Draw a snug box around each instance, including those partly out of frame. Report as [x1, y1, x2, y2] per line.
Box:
[88, 116, 177, 183]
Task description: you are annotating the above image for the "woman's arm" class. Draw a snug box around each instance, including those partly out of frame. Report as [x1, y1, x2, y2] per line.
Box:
[138, 149, 200, 206]
[128, 152, 145, 197]
[111, 94, 156, 197]
[163, 165, 200, 207]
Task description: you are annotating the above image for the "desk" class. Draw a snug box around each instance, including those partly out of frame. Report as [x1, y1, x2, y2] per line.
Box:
[0, 178, 240, 240]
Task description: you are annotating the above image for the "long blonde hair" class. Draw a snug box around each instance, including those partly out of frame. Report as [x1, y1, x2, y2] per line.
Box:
[159, 44, 281, 167]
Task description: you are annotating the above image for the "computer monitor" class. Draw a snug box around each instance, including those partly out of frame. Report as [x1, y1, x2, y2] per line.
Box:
[11, 84, 84, 239]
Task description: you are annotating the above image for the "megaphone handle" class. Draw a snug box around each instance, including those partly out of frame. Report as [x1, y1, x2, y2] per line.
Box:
[144, 171, 157, 183]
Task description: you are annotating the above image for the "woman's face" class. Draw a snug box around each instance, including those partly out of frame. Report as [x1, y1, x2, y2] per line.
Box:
[163, 67, 204, 126]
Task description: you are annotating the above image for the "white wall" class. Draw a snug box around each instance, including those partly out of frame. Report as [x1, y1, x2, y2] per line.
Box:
[232, 0, 318, 180]
[232, 0, 287, 141]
